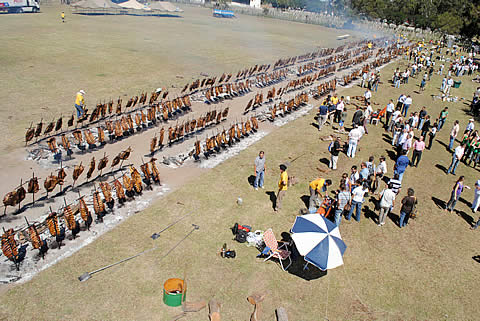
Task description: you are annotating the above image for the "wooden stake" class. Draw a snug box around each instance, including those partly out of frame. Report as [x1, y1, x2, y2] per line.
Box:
[208, 299, 221, 321]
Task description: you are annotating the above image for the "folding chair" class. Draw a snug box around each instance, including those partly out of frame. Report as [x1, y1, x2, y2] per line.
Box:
[262, 228, 292, 271]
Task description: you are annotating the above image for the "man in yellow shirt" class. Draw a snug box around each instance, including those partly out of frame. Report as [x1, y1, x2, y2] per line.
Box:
[75, 90, 86, 119]
[309, 178, 332, 209]
[275, 164, 288, 212]
[61, 12, 65, 23]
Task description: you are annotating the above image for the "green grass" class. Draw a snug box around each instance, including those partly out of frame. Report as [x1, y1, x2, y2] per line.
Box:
[1, 51, 480, 320]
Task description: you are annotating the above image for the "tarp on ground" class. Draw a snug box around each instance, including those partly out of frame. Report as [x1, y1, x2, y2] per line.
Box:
[71, 0, 122, 9]
[149, 1, 182, 12]
[118, 0, 151, 10]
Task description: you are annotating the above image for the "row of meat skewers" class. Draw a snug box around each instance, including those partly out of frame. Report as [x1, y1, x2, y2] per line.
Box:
[44, 95, 193, 155]
[190, 116, 259, 160]
[24, 90, 174, 146]
[1, 159, 162, 269]
[150, 107, 230, 154]
[2, 147, 133, 215]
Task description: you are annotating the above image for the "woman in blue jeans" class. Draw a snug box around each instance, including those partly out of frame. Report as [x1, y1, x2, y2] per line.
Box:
[347, 183, 368, 222]
[445, 176, 470, 212]
[399, 188, 417, 227]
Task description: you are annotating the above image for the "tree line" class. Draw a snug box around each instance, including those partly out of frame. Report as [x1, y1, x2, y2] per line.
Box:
[261, 0, 479, 38]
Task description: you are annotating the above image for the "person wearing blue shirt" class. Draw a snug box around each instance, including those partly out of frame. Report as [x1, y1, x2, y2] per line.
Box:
[394, 150, 410, 181]
[359, 162, 369, 181]
[318, 102, 328, 131]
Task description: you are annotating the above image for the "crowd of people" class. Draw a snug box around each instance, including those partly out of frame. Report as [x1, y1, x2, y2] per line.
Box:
[252, 41, 480, 231]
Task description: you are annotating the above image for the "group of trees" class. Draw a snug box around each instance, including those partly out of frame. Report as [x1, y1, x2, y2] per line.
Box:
[261, 0, 480, 38]
[346, 0, 480, 38]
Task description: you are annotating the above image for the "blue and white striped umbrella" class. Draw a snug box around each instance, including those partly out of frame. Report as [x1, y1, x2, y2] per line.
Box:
[291, 214, 347, 271]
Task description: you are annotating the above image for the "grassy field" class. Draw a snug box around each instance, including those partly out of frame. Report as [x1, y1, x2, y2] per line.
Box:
[0, 45, 480, 320]
[0, 3, 359, 154]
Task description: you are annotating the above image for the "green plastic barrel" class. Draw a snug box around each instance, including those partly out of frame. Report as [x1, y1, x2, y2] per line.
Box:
[454, 80, 461, 88]
[163, 278, 186, 307]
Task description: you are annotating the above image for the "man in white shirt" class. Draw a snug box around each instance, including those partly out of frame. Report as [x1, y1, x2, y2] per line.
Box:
[389, 109, 402, 132]
[372, 156, 387, 192]
[466, 118, 475, 133]
[347, 125, 362, 158]
[364, 89, 372, 105]
[447, 143, 465, 175]
[385, 99, 395, 129]
[377, 184, 396, 226]
[397, 94, 406, 109]
[448, 120, 460, 151]
[335, 98, 345, 123]
[471, 180, 480, 213]
[402, 95, 413, 117]
[346, 184, 369, 222]
[363, 104, 373, 134]
[446, 77, 454, 94]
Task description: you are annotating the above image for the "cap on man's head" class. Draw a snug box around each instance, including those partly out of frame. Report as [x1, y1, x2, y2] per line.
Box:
[279, 164, 287, 171]
[470, 118, 474, 122]
[79, 90, 86, 95]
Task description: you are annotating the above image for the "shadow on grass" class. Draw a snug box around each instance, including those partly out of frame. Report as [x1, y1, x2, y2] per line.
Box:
[311, 122, 319, 130]
[247, 175, 255, 187]
[456, 210, 474, 227]
[266, 191, 276, 210]
[300, 195, 310, 208]
[432, 196, 447, 210]
[387, 211, 400, 226]
[436, 139, 449, 150]
[385, 149, 397, 162]
[473, 255, 480, 263]
[319, 158, 329, 166]
[435, 164, 448, 174]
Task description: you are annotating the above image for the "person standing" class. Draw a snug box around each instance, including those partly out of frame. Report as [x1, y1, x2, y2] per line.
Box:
[364, 89, 372, 105]
[418, 106, 427, 130]
[399, 188, 417, 228]
[471, 179, 480, 213]
[448, 120, 460, 151]
[396, 93, 406, 110]
[308, 178, 332, 209]
[445, 176, 470, 212]
[402, 95, 412, 117]
[334, 96, 344, 123]
[421, 115, 431, 138]
[275, 165, 288, 212]
[339, 106, 348, 132]
[318, 102, 328, 131]
[372, 156, 387, 192]
[253, 151, 266, 190]
[352, 106, 363, 127]
[466, 118, 475, 133]
[61, 11, 65, 23]
[363, 104, 373, 134]
[74, 90, 86, 119]
[437, 107, 449, 131]
[411, 136, 426, 167]
[385, 99, 395, 129]
[346, 183, 369, 222]
[334, 183, 351, 226]
[329, 136, 342, 170]
[377, 184, 396, 226]
[394, 150, 409, 181]
[427, 121, 437, 150]
[347, 125, 362, 158]
[446, 143, 466, 175]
